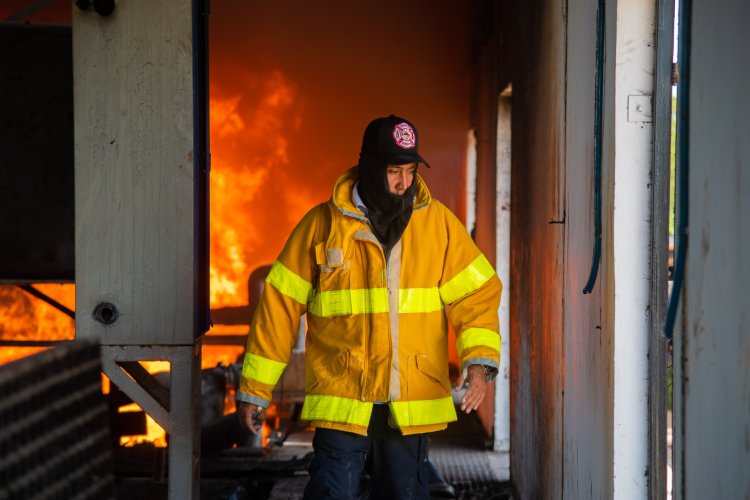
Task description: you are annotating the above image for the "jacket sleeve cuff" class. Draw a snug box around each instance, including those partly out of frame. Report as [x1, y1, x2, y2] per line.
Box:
[235, 391, 270, 408]
[461, 358, 499, 383]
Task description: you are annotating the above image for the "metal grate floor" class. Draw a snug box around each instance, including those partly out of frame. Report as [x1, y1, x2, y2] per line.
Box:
[429, 447, 512, 500]
[427, 410, 513, 500]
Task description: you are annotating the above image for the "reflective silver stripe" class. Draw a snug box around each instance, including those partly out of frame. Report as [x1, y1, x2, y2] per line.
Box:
[235, 392, 270, 409]
[354, 229, 379, 244]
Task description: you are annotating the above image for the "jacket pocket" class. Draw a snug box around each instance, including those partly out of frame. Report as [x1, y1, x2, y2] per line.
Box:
[313, 264, 353, 317]
[407, 353, 450, 400]
[307, 350, 350, 392]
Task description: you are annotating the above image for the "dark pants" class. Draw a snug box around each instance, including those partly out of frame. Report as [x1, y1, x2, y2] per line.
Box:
[303, 405, 430, 500]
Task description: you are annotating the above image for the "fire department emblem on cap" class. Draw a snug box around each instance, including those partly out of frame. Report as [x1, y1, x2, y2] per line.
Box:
[392, 122, 416, 149]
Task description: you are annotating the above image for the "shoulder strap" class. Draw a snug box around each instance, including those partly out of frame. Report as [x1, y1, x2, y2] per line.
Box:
[314, 202, 333, 244]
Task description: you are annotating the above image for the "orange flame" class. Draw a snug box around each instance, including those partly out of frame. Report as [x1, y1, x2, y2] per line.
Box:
[0, 284, 75, 365]
[209, 70, 315, 309]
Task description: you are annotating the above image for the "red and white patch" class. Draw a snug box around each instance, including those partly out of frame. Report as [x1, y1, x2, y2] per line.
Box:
[392, 122, 416, 149]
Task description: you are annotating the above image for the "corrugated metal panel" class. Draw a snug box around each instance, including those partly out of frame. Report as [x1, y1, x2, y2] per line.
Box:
[0, 342, 114, 499]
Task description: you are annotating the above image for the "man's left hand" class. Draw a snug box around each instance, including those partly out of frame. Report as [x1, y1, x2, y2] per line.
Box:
[458, 364, 487, 414]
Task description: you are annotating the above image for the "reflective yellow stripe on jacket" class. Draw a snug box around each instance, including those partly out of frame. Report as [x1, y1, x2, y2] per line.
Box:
[309, 288, 389, 317]
[389, 397, 457, 427]
[241, 353, 287, 386]
[309, 287, 444, 317]
[439, 254, 495, 304]
[398, 288, 443, 313]
[299, 395, 457, 429]
[301, 394, 374, 427]
[266, 260, 312, 305]
[456, 327, 501, 358]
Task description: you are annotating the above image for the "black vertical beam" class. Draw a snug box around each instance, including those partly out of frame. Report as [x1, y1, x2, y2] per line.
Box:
[193, 0, 211, 336]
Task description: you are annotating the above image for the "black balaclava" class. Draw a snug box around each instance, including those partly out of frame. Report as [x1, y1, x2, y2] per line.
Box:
[357, 115, 431, 257]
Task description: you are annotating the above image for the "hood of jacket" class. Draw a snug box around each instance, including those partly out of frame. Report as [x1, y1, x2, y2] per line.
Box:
[330, 166, 431, 221]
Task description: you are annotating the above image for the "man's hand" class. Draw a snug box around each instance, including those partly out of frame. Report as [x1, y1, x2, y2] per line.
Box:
[457, 364, 488, 414]
[238, 401, 265, 435]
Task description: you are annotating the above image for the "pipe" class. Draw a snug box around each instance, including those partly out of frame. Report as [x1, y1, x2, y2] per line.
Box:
[665, 0, 691, 340]
[583, 0, 606, 295]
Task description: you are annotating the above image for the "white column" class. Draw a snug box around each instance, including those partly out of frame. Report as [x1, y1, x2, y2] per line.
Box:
[465, 129, 478, 234]
[611, 0, 656, 497]
[494, 91, 512, 455]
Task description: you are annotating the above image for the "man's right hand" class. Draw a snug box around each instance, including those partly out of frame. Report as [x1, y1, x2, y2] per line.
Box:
[238, 401, 264, 435]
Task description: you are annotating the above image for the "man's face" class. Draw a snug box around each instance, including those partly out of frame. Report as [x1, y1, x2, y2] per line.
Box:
[386, 163, 417, 195]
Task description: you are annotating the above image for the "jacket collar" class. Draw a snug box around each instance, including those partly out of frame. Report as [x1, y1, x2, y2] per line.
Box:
[331, 166, 431, 219]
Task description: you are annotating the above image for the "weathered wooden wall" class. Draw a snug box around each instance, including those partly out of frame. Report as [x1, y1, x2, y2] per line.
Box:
[502, 0, 658, 496]
[674, 0, 750, 496]
[562, 0, 614, 496]
[508, 0, 566, 496]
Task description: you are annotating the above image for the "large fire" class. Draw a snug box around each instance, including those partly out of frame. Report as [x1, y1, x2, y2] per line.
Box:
[209, 69, 313, 308]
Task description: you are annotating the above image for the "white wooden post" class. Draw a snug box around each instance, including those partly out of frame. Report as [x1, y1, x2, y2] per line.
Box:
[74, 1, 208, 498]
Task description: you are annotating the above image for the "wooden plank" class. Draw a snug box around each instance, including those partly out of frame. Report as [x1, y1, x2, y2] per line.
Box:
[681, 0, 750, 496]
[167, 344, 201, 500]
[648, 0, 674, 497]
[118, 361, 171, 411]
[74, 0, 197, 344]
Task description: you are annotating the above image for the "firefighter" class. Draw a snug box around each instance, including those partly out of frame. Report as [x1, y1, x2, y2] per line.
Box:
[238, 115, 502, 499]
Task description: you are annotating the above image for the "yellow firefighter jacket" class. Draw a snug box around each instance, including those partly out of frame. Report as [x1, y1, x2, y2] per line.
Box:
[238, 167, 502, 436]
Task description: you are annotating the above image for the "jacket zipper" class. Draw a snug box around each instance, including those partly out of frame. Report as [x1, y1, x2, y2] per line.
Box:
[384, 246, 393, 402]
[357, 236, 391, 403]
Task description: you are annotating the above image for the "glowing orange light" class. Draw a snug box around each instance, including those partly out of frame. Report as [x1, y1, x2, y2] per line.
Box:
[0, 284, 75, 366]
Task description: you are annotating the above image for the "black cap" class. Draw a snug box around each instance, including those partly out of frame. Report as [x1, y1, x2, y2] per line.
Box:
[359, 114, 431, 168]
